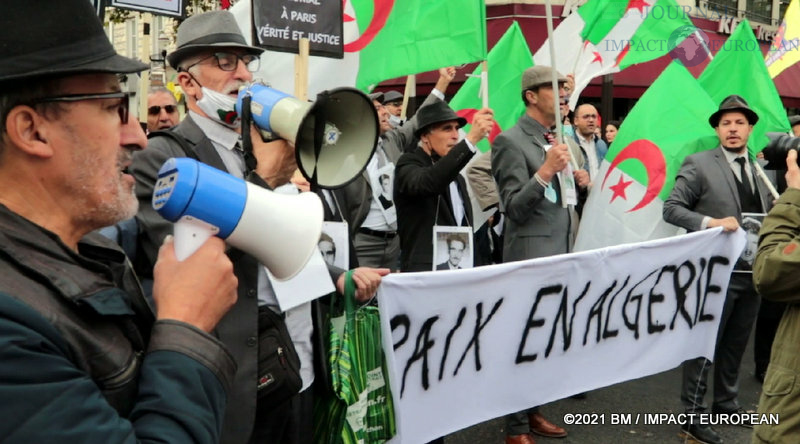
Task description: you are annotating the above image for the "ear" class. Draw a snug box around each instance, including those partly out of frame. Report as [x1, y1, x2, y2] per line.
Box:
[526, 89, 538, 106]
[177, 71, 200, 98]
[4, 105, 57, 159]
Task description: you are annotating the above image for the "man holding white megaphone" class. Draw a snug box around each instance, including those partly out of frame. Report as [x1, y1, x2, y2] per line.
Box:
[130, 10, 387, 444]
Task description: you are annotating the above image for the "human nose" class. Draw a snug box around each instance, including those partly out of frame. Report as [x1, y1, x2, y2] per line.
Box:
[234, 58, 253, 81]
[122, 112, 147, 151]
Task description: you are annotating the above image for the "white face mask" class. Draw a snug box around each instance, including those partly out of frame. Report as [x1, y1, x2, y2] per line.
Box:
[196, 86, 240, 128]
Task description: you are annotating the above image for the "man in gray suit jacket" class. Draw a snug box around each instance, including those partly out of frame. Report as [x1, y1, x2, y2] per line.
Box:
[491, 65, 590, 444]
[663, 95, 773, 444]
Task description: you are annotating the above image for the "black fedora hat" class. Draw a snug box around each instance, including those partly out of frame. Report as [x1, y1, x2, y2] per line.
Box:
[167, 10, 264, 69]
[414, 101, 467, 138]
[0, 0, 146, 83]
[708, 95, 759, 127]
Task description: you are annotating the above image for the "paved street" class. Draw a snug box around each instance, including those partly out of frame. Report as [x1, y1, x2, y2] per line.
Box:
[443, 337, 763, 444]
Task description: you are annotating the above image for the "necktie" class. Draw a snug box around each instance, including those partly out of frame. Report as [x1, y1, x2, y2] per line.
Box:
[735, 157, 754, 198]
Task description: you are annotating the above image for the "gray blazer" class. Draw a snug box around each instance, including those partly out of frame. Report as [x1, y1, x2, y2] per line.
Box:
[491, 113, 577, 262]
[663, 146, 773, 232]
[337, 92, 443, 235]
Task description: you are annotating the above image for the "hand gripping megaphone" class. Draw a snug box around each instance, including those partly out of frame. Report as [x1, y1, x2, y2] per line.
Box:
[235, 83, 378, 189]
[152, 157, 323, 280]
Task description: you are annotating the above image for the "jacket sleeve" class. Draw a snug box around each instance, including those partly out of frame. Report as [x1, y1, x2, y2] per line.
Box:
[753, 188, 800, 303]
[130, 137, 188, 272]
[466, 150, 499, 212]
[395, 143, 474, 198]
[0, 295, 234, 444]
[663, 155, 706, 231]
[491, 133, 547, 224]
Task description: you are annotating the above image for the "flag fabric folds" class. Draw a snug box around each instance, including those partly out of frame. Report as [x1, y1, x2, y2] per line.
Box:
[766, 0, 800, 78]
[698, 19, 790, 153]
[573, 62, 719, 252]
[449, 22, 533, 153]
[534, 0, 695, 109]
[350, 0, 487, 91]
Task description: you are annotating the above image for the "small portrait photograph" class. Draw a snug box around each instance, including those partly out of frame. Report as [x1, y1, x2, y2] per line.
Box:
[734, 213, 764, 273]
[319, 221, 349, 270]
[370, 165, 397, 225]
[433, 226, 473, 271]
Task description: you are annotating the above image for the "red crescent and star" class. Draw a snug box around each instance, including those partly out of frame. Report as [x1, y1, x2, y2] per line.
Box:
[601, 139, 666, 212]
[455, 109, 503, 143]
[343, 0, 395, 52]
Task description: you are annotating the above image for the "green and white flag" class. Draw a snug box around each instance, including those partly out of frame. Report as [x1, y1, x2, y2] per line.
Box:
[449, 22, 533, 153]
[233, 0, 487, 95]
[574, 62, 719, 251]
[534, 0, 696, 109]
[698, 19, 790, 153]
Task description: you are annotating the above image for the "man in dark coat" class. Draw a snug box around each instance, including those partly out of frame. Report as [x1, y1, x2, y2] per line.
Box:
[394, 101, 493, 273]
[0, 1, 239, 442]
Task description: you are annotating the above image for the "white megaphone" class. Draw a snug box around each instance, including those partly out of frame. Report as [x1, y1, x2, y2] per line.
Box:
[152, 157, 323, 280]
[235, 83, 378, 189]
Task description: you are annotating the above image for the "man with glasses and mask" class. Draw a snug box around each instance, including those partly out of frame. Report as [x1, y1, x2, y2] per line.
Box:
[0, 1, 239, 442]
[131, 10, 386, 444]
[146, 87, 180, 132]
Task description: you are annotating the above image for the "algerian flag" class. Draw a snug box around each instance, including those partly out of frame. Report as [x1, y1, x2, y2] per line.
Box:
[766, 0, 800, 78]
[232, 0, 486, 96]
[449, 22, 533, 153]
[698, 19, 790, 153]
[534, 0, 696, 110]
[574, 62, 719, 252]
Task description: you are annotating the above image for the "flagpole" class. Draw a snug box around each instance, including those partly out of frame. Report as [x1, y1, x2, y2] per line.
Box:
[753, 162, 781, 200]
[400, 75, 415, 121]
[480, 61, 489, 109]
[544, 0, 562, 145]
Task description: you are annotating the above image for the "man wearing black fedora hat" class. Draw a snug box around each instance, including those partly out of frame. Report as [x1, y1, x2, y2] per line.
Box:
[394, 101, 494, 273]
[131, 9, 386, 444]
[0, 0, 240, 442]
[664, 94, 775, 444]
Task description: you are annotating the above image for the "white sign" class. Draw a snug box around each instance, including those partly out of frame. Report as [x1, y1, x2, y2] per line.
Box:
[378, 228, 745, 444]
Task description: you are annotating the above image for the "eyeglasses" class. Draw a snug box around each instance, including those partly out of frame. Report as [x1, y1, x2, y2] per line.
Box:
[186, 52, 261, 72]
[31, 91, 130, 124]
[148, 104, 177, 115]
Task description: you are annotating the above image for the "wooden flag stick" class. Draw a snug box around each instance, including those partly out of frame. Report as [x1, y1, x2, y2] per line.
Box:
[400, 75, 415, 121]
[294, 38, 310, 101]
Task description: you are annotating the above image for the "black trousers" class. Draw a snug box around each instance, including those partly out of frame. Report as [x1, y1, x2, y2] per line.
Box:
[681, 273, 760, 413]
[250, 387, 313, 444]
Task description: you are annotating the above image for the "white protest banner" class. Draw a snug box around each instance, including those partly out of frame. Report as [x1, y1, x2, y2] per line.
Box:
[378, 228, 745, 443]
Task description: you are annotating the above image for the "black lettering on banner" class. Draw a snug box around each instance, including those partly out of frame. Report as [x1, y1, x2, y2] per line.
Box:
[699, 256, 729, 323]
[602, 279, 622, 340]
[391, 315, 410, 350]
[670, 259, 700, 330]
[545, 281, 590, 357]
[439, 307, 467, 381]
[453, 299, 504, 376]
[516, 285, 561, 363]
[624, 271, 657, 339]
[647, 266, 672, 334]
[400, 316, 438, 397]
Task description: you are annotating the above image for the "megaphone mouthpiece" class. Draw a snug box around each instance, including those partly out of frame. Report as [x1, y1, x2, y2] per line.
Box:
[153, 157, 324, 280]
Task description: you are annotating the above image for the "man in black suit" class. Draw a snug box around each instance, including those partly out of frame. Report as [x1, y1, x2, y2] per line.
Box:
[436, 234, 467, 270]
[664, 95, 774, 444]
[394, 101, 493, 273]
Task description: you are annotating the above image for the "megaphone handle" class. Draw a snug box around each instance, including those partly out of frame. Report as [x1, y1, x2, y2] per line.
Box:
[173, 216, 219, 261]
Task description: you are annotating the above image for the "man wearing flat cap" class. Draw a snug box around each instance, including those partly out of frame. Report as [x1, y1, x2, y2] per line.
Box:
[131, 10, 386, 444]
[383, 90, 405, 128]
[492, 65, 588, 444]
[664, 94, 775, 444]
[394, 101, 493, 274]
[0, 0, 239, 442]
